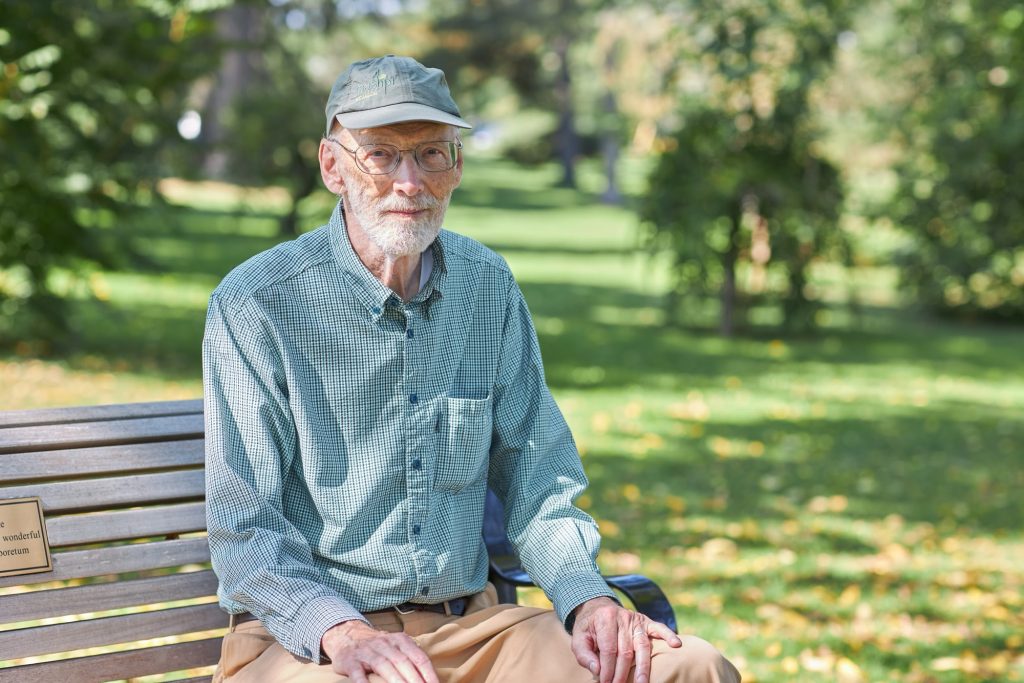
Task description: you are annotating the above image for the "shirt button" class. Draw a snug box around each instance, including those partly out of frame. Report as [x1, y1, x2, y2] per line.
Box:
[371, 306, 381, 315]
[409, 394, 418, 404]
[421, 586, 430, 596]
[411, 458, 422, 470]
[406, 328, 415, 339]
[412, 524, 421, 535]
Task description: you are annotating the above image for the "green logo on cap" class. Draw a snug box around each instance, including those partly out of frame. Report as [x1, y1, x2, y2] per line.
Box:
[351, 71, 396, 102]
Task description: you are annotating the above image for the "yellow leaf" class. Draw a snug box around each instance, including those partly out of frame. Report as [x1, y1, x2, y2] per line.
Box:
[591, 412, 611, 433]
[709, 436, 732, 458]
[838, 584, 861, 607]
[781, 657, 799, 674]
[622, 483, 640, 502]
[665, 495, 686, 514]
[984, 604, 1011, 621]
[836, 658, 864, 682]
[765, 642, 782, 658]
[89, 273, 111, 301]
[700, 537, 738, 560]
[623, 401, 643, 418]
[931, 657, 962, 672]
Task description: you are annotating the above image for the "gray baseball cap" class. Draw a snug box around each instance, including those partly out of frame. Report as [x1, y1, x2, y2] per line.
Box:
[325, 55, 471, 135]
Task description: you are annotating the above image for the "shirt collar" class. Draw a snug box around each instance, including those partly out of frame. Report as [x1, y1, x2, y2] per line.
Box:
[328, 199, 448, 320]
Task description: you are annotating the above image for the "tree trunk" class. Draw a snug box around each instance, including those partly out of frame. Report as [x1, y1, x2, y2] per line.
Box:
[600, 43, 621, 204]
[719, 203, 742, 337]
[552, 35, 578, 189]
[600, 91, 622, 205]
[202, 4, 266, 179]
[278, 153, 318, 237]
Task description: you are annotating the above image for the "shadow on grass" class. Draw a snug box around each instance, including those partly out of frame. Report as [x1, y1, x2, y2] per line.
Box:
[521, 281, 1024, 390]
[583, 403, 1022, 547]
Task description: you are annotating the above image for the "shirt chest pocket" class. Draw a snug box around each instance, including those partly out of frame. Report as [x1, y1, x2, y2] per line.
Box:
[435, 395, 493, 494]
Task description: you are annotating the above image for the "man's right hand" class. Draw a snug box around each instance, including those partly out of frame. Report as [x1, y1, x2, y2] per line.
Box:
[321, 620, 438, 683]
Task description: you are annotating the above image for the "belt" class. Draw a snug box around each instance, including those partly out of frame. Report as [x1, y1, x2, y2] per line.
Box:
[229, 597, 469, 628]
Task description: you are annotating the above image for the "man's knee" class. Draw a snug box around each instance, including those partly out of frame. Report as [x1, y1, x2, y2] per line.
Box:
[654, 635, 741, 683]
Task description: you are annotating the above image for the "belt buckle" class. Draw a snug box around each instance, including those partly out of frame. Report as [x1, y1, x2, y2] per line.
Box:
[393, 602, 418, 615]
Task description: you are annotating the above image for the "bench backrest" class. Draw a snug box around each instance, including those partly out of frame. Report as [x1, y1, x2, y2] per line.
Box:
[0, 399, 221, 683]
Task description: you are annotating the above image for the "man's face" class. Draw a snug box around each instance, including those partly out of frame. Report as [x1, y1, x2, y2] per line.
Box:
[330, 121, 462, 259]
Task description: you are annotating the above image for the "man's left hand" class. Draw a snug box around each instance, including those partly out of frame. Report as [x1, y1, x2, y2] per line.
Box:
[570, 597, 682, 683]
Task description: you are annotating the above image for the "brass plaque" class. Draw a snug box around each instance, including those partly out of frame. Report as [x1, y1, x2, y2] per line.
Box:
[0, 497, 53, 578]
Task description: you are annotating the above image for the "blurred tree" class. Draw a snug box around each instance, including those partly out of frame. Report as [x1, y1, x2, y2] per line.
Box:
[640, 0, 850, 335]
[424, 0, 595, 188]
[882, 0, 1024, 320]
[201, 2, 268, 179]
[0, 1, 216, 347]
[209, 4, 323, 236]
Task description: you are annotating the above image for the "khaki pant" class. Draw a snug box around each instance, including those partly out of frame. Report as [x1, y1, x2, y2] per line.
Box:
[214, 585, 740, 683]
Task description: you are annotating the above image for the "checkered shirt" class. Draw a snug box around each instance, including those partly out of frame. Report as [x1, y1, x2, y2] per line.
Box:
[202, 200, 615, 662]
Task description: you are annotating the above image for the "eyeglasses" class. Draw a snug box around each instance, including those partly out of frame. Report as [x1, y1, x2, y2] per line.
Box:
[326, 138, 462, 175]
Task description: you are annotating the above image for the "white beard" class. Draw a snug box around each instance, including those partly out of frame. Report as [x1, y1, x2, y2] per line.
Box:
[344, 183, 449, 258]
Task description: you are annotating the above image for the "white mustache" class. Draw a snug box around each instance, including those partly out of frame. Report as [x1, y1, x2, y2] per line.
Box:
[378, 196, 440, 212]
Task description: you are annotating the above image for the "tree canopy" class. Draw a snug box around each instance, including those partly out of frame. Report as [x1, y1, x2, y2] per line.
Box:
[0, 1, 216, 344]
[881, 0, 1024, 320]
[640, 0, 851, 334]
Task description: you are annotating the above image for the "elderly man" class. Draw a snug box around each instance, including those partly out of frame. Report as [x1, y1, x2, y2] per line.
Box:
[203, 55, 740, 683]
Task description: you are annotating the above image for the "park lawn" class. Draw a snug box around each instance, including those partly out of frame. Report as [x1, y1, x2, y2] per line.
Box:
[2, 156, 1022, 682]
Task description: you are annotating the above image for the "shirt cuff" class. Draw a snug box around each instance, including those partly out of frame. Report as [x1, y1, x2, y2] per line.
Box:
[549, 570, 618, 631]
[290, 595, 369, 663]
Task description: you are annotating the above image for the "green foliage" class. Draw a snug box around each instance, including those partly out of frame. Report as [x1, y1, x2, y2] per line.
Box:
[424, 0, 599, 185]
[0, 1, 216, 345]
[218, 23, 322, 236]
[883, 0, 1024, 320]
[640, 0, 849, 334]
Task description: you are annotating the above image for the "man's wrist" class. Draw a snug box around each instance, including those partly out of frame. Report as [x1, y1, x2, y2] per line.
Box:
[320, 618, 373, 662]
[566, 596, 619, 633]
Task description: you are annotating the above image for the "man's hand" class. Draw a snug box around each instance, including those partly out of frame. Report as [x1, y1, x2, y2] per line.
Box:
[321, 620, 438, 683]
[570, 597, 683, 683]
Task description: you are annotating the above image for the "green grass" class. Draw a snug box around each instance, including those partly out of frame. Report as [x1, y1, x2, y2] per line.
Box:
[3, 156, 1023, 681]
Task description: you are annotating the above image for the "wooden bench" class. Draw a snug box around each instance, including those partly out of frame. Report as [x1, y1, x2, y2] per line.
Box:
[0, 399, 675, 682]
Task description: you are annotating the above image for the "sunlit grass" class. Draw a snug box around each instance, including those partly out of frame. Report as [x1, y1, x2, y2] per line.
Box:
[2, 157, 1022, 681]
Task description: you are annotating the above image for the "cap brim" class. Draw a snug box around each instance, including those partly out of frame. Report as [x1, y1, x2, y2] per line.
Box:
[335, 102, 472, 130]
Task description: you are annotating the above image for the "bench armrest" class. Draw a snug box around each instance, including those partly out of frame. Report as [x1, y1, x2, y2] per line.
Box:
[483, 489, 678, 632]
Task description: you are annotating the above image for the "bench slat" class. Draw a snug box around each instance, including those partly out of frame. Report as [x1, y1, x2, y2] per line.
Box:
[0, 399, 202, 428]
[0, 537, 210, 589]
[0, 413, 205, 454]
[1, 603, 227, 661]
[1, 569, 219, 624]
[3, 637, 222, 683]
[45, 502, 207, 547]
[0, 470, 205, 515]
[0, 439, 205, 481]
